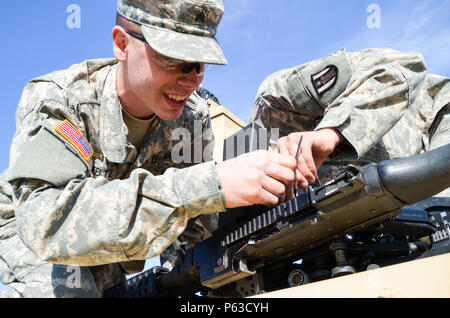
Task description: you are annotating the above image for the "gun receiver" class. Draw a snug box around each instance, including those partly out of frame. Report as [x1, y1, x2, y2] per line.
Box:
[103, 125, 449, 298]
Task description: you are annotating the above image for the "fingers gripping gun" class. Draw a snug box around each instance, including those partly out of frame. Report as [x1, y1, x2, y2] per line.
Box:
[104, 124, 450, 298]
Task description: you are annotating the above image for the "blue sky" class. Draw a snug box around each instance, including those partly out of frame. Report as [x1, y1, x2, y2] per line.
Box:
[0, 0, 449, 293]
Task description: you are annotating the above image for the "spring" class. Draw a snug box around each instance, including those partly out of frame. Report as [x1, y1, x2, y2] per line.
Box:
[334, 249, 346, 264]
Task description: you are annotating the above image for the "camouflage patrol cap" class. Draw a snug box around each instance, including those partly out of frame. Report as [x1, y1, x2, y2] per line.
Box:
[117, 0, 227, 65]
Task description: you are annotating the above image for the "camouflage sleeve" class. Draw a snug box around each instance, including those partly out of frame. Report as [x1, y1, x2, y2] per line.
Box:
[250, 48, 428, 158]
[429, 104, 450, 150]
[426, 79, 450, 150]
[11, 163, 225, 266]
[427, 81, 450, 198]
[0, 170, 14, 238]
[8, 89, 226, 267]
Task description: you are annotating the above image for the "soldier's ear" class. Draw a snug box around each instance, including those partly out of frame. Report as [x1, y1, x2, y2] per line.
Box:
[112, 26, 128, 62]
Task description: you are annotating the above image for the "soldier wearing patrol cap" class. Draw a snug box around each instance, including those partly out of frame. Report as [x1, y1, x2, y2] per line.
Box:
[0, 0, 297, 297]
[250, 48, 450, 196]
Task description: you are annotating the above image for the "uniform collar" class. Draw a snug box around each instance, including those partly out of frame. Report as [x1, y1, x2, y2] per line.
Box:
[99, 63, 136, 163]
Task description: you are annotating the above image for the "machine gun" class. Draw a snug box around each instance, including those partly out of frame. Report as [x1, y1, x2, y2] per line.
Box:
[104, 124, 450, 298]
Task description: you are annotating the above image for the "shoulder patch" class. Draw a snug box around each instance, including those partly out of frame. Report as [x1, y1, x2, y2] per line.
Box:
[55, 120, 93, 162]
[311, 65, 338, 95]
[9, 127, 88, 186]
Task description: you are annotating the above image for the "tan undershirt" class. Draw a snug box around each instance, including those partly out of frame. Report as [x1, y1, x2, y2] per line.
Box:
[122, 107, 158, 151]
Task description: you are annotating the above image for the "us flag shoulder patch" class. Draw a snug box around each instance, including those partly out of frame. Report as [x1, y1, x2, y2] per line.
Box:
[311, 65, 338, 95]
[55, 119, 94, 162]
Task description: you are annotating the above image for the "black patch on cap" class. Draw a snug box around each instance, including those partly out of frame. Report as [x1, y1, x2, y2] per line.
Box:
[311, 65, 338, 96]
[195, 10, 206, 23]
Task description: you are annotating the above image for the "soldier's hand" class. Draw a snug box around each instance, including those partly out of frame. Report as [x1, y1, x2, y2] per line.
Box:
[215, 150, 296, 208]
[277, 128, 344, 189]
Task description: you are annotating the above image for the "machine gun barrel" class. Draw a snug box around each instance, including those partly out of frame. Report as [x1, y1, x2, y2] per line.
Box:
[103, 143, 450, 298]
[377, 143, 450, 204]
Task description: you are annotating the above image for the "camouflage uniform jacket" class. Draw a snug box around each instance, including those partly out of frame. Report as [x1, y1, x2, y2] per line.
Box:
[250, 48, 450, 182]
[6, 58, 226, 268]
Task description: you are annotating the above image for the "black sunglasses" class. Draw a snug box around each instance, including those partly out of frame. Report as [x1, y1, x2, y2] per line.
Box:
[125, 30, 202, 74]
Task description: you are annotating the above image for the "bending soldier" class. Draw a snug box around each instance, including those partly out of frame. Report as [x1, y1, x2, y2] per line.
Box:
[249, 48, 450, 199]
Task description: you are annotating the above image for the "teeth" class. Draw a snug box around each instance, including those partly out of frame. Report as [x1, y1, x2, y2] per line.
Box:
[167, 94, 187, 102]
